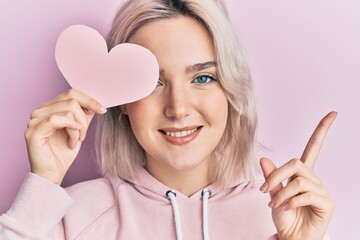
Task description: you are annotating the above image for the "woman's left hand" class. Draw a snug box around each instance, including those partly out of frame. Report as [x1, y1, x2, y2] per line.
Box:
[260, 112, 337, 240]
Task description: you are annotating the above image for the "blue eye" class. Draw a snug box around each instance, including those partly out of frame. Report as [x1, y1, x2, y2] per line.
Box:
[193, 75, 216, 84]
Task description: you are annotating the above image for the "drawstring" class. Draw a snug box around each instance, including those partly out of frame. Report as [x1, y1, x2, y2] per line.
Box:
[201, 189, 212, 240]
[166, 189, 212, 240]
[166, 190, 183, 240]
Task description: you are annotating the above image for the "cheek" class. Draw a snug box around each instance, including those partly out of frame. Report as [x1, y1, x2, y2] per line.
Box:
[126, 98, 160, 137]
[126, 104, 150, 150]
[127, 102, 149, 128]
[206, 90, 228, 125]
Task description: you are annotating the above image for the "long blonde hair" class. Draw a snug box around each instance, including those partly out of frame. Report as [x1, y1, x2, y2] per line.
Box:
[96, 0, 259, 188]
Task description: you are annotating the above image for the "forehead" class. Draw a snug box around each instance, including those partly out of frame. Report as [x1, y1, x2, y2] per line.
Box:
[128, 16, 216, 69]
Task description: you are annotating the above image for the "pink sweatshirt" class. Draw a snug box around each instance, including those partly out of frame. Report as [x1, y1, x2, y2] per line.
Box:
[0, 168, 280, 239]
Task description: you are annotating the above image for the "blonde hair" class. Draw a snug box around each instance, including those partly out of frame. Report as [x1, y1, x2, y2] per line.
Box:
[95, 0, 259, 188]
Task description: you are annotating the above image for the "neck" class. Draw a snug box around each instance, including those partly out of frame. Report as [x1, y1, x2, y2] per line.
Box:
[145, 159, 211, 197]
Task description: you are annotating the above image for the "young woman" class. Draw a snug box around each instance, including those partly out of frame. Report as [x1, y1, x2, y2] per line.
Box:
[0, 0, 335, 239]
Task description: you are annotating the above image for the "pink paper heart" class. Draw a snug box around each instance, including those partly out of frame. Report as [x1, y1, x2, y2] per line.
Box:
[55, 24, 159, 108]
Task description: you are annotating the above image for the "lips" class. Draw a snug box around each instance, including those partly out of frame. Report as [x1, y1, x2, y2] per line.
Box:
[158, 126, 202, 145]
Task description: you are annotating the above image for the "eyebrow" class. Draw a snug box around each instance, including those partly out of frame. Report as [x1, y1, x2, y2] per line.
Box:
[159, 61, 217, 77]
[185, 61, 217, 74]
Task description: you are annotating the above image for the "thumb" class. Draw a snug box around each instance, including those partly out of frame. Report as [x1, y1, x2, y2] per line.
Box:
[259, 157, 283, 198]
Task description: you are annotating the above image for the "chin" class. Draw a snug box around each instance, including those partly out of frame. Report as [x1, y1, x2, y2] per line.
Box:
[165, 154, 211, 172]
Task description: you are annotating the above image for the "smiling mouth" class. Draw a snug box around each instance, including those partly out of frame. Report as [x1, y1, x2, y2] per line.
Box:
[158, 126, 203, 145]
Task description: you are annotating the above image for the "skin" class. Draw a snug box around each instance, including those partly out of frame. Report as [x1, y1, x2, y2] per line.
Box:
[25, 16, 335, 239]
[122, 17, 228, 196]
[25, 89, 106, 185]
[260, 111, 336, 239]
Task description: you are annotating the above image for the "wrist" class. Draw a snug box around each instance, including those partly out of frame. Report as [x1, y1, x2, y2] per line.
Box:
[30, 169, 63, 185]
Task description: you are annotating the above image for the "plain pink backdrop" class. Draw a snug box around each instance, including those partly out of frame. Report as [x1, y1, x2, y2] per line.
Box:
[0, 1, 359, 239]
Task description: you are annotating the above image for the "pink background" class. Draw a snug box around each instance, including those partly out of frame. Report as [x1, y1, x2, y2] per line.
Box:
[0, 1, 359, 239]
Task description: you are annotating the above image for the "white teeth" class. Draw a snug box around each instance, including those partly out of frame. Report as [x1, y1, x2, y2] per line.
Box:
[165, 128, 197, 138]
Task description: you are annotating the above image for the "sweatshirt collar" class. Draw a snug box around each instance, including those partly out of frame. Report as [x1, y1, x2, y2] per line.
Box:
[112, 167, 253, 201]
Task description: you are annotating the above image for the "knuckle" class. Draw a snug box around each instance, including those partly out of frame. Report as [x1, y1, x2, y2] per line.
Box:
[288, 198, 297, 207]
[295, 177, 306, 188]
[68, 99, 79, 109]
[30, 109, 40, 119]
[27, 119, 36, 129]
[290, 158, 302, 168]
[64, 111, 74, 119]
[65, 88, 77, 98]
[39, 101, 50, 108]
[24, 128, 32, 140]
[47, 115, 57, 124]
[306, 192, 315, 202]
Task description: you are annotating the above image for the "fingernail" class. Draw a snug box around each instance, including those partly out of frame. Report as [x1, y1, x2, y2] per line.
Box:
[99, 105, 107, 114]
[260, 182, 268, 192]
[84, 108, 93, 114]
[268, 200, 276, 208]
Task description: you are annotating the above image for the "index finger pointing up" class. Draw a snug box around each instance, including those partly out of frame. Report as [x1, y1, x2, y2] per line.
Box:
[301, 111, 337, 169]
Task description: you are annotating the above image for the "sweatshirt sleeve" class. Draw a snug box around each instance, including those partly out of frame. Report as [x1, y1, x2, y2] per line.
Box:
[0, 173, 73, 239]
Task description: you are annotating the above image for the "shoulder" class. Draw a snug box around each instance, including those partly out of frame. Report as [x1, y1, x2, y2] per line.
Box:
[242, 178, 271, 203]
[62, 177, 119, 237]
[245, 178, 266, 193]
[236, 179, 276, 234]
[65, 177, 114, 199]
[229, 178, 272, 215]
[232, 177, 267, 196]
[64, 177, 119, 212]
[217, 177, 271, 210]
[213, 178, 276, 237]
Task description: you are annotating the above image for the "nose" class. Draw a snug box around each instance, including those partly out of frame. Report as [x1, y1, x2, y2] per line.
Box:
[164, 84, 192, 120]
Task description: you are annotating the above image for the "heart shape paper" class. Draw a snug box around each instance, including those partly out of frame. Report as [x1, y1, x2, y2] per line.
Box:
[55, 24, 159, 107]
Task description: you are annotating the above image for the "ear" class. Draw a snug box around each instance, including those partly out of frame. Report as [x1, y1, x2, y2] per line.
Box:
[120, 105, 128, 115]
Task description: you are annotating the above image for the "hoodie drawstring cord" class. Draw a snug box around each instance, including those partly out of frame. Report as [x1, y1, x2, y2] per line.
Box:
[166, 190, 183, 240]
[166, 189, 212, 240]
[201, 189, 212, 240]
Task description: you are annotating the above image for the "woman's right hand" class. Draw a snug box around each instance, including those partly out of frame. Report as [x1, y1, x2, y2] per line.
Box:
[25, 89, 107, 185]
